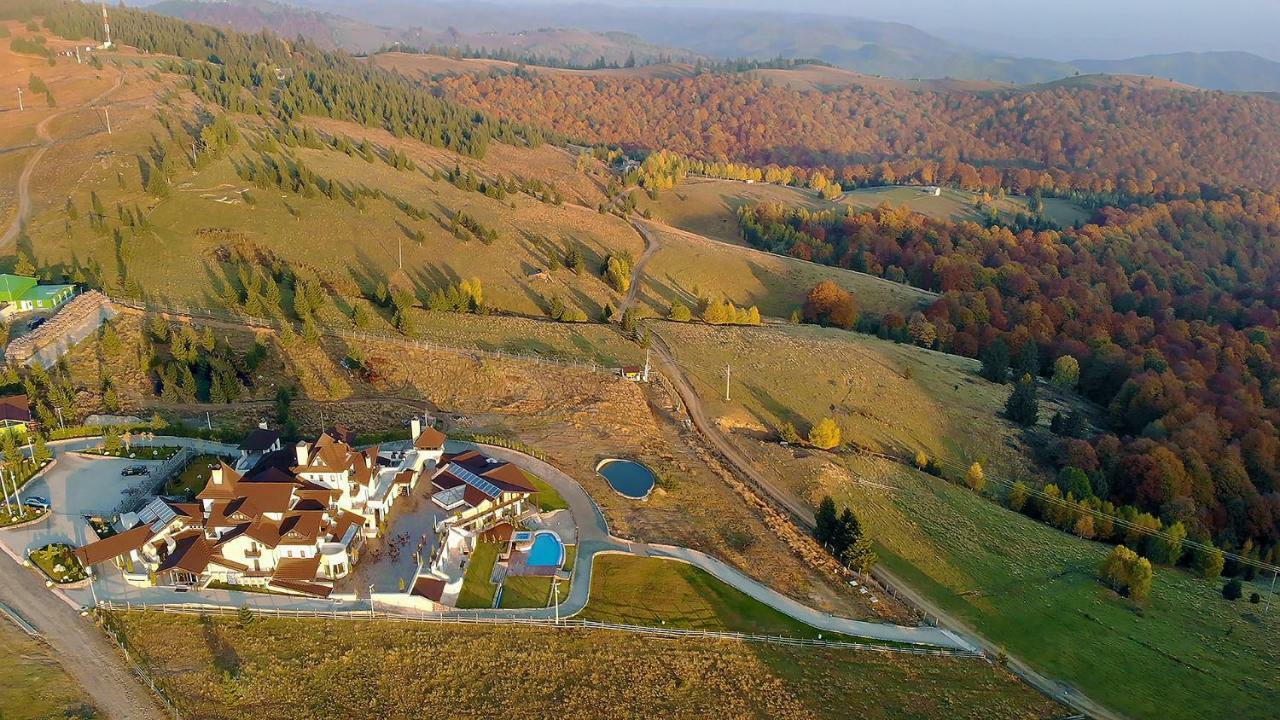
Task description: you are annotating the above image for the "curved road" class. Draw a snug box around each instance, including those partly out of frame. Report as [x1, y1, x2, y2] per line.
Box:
[454, 444, 967, 649]
[1, 69, 124, 249]
[615, 218, 661, 316]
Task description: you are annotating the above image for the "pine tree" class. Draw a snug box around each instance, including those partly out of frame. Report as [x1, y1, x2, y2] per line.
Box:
[980, 338, 1010, 383]
[814, 496, 838, 545]
[1005, 374, 1039, 426]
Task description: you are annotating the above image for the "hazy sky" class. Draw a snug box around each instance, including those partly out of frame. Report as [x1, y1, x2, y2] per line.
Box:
[499, 0, 1280, 60]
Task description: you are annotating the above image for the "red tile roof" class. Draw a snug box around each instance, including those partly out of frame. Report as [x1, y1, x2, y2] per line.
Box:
[0, 395, 30, 423]
[73, 524, 155, 566]
[413, 427, 447, 451]
[411, 576, 446, 601]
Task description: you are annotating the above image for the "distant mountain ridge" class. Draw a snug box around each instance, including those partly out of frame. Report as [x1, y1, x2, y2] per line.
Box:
[146, 0, 1280, 91]
[147, 0, 699, 65]
[1072, 52, 1280, 93]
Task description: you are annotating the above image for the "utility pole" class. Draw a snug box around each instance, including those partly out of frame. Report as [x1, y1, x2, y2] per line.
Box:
[16, 88, 22, 112]
[398, 236, 403, 270]
[104, 106, 111, 134]
[724, 364, 731, 402]
[1, 470, 12, 516]
[1266, 567, 1278, 623]
[552, 576, 561, 625]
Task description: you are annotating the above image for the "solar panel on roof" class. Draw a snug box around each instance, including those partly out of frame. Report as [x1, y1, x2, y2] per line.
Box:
[137, 498, 178, 531]
[446, 462, 502, 497]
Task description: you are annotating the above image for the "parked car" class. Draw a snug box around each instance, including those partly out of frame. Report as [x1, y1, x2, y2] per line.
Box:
[25, 317, 45, 331]
[120, 465, 150, 477]
[23, 496, 50, 510]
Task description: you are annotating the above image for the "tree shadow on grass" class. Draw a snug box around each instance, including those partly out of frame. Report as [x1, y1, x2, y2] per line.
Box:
[198, 614, 241, 679]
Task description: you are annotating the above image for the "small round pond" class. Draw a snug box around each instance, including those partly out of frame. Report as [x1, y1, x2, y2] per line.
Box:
[596, 459, 657, 500]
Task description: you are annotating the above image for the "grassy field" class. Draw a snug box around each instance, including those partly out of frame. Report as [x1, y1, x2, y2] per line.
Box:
[653, 321, 1278, 719]
[108, 611, 1063, 719]
[0, 620, 97, 720]
[634, 219, 934, 320]
[652, 320, 1074, 487]
[498, 575, 554, 608]
[583, 554, 845, 638]
[634, 177, 1089, 246]
[400, 310, 642, 367]
[455, 541, 501, 609]
[840, 455, 1279, 720]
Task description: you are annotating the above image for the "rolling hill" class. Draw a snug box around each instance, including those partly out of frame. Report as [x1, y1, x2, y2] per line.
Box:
[288, 0, 1280, 90]
[1072, 51, 1280, 93]
[147, 0, 700, 64]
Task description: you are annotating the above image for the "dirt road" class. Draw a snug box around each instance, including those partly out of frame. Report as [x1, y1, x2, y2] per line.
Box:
[616, 218, 662, 316]
[0, 555, 164, 719]
[0, 69, 124, 249]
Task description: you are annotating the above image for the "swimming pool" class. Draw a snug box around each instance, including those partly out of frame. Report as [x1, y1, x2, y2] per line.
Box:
[596, 459, 656, 499]
[526, 531, 565, 568]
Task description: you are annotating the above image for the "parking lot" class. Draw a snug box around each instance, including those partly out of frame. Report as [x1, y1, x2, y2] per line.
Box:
[1, 453, 168, 559]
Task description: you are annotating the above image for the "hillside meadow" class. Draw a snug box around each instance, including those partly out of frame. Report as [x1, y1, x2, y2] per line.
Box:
[631, 178, 1088, 245]
[633, 219, 934, 320]
[653, 320, 1278, 720]
[107, 612, 1063, 720]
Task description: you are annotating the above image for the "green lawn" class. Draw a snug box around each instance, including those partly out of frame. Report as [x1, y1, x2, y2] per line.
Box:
[499, 576, 554, 609]
[527, 472, 568, 512]
[455, 542, 501, 609]
[0, 622, 97, 720]
[164, 454, 232, 498]
[837, 455, 1280, 720]
[582, 554, 839, 639]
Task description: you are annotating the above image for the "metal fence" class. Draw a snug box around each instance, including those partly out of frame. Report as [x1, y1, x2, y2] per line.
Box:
[97, 600, 977, 658]
[99, 623, 184, 720]
[112, 447, 197, 515]
[108, 296, 618, 375]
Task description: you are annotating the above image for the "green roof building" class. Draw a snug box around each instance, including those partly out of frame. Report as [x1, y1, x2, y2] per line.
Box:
[0, 274, 74, 312]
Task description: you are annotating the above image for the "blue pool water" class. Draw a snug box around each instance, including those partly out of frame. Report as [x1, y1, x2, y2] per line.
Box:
[527, 532, 565, 568]
[598, 459, 656, 499]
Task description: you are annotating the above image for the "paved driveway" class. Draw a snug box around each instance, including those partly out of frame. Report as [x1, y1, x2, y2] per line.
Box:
[3, 453, 168, 557]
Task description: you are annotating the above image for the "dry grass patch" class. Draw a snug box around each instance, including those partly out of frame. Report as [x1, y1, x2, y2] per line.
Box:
[0, 620, 97, 720]
[108, 611, 1062, 720]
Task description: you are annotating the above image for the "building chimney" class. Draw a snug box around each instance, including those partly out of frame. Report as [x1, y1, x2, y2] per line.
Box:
[295, 440, 310, 467]
[258, 419, 269, 430]
[211, 465, 223, 485]
[410, 416, 422, 440]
